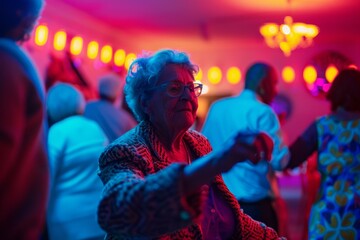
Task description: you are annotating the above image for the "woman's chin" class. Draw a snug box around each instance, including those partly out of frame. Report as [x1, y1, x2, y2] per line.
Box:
[174, 113, 195, 129]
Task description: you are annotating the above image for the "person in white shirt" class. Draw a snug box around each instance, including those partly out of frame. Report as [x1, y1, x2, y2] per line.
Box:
[46, 83, 108, 240]
[202, 62, 289, 232]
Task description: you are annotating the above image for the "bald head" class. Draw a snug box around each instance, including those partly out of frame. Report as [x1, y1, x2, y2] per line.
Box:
[244, 62, 278, 104]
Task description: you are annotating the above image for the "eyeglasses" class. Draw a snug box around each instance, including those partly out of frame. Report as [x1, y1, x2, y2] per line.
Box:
[147, 81, 203, 97]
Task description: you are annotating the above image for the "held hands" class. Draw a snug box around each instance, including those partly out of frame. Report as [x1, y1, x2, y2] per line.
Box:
[217, 132, 274, 173]
[182, 132, 274, 194]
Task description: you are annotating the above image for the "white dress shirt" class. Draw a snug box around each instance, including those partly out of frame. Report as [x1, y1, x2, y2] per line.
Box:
[47, 116, 108, 240]
[202, 89, 289, 201]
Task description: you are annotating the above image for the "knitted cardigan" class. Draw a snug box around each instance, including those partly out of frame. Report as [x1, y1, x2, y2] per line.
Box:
[97, 121, 281, 239]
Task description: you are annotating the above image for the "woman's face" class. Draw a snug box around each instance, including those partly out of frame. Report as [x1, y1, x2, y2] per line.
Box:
[145, 64, 198, 135]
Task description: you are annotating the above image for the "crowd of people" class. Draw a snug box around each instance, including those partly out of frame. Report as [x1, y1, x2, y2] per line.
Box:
[1, 0, 359, 239]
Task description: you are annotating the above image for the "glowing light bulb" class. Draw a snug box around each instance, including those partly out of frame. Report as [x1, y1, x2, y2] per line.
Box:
[325, 65, 338, 83]
[87, 41, 99, 59]
[34, 25, 48, 46]
[124, 53, 137, 70]
[53, 31, 67, 51]
[114, 49, 126, 67]
[100, 45, 113, 64]
[282, 66, 295, 83]
[70, 36, 83, 55]
[303, 65, 317, 84]
[208, 67, 222, 84]
[226, 67, 241, 84]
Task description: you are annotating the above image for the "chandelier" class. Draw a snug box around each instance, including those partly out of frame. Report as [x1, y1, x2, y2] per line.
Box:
[260, 16, 319, 56]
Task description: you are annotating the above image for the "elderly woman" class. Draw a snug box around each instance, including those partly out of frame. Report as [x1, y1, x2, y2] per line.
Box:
[46, 83, 107, 240]
[97, 49, 281, 239]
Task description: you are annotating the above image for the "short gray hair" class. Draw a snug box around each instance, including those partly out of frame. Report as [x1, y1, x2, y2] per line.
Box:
[46, 83, 85, 124]
[124, 49, 198, 122]
[98, 73, 121, 100]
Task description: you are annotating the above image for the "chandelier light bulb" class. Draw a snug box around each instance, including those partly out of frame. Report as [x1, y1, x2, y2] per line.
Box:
[260, 16, 319, 56]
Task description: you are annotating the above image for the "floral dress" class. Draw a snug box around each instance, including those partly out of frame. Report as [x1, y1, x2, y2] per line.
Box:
[308, 116, 360, 240]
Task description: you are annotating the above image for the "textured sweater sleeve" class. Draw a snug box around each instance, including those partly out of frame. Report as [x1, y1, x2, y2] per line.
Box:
[97, 142, 200, 238]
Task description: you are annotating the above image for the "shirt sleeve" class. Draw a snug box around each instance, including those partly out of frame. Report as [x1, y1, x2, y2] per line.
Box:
[287, 121, 318, 169]
[255, 107, 289, 171]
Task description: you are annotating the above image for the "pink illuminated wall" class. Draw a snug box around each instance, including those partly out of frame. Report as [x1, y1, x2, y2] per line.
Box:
[26, 1, 360, 144]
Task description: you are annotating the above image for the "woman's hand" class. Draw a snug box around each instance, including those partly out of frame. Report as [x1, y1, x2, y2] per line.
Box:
[214, 132, 274, 172]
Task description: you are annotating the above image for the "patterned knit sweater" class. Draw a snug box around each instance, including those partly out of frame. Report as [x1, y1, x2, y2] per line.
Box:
[97, 121, 281, 239]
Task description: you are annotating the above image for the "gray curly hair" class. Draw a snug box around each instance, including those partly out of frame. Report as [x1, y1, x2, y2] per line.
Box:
[124, 49, 198, 122]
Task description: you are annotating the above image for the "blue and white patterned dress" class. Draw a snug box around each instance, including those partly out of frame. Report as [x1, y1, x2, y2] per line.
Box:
[308, 116, 360, 240]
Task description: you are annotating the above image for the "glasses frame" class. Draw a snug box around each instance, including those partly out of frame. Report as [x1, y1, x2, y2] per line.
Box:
[147, 81, 203, 98]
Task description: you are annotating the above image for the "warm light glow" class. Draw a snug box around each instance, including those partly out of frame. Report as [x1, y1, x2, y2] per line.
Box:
[325, 65, 338, 83]
[226, 67, 241, 84]
[282, 66, 295, 83]
[260, 16, 319, 56]
[100, 45, 113, 64]
[303, 65, 317, 84]
[195, 68, 203, 81]
[114, 49, 126, 67]
[208, 67, 222, 84]
[87, 41, 99, 59]
[124, 53, 137, 70]
[53, 31, 67, 51]
[348, 64, 358, 69]
[34, 25, 48, 46]
[70, 36, 83, 55]
[201, 84, 209, 95]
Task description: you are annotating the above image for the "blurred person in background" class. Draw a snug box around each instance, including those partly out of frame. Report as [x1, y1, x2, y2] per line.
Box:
[84, 73, 137, 143]
[0, 0, 49, 239]
[46, 83, 107, 240]
[202, 62, 290, 232]
[286, 68, 360, 239]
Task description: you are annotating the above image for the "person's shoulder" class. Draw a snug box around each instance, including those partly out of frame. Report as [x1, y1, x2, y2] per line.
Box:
[0, 40, 26, 65]
[99, 126, 150, 166]
[0, 41, 33, 88]
[214, 95, 237, 105]
[106, 126, 145, 151]
[208, 96, 238, 113]
[188, 129, 206, 138]
[85, 100, 100, 107]
[186, 129, 212, 152]
[256, 100, 276, 114]
[0, 45, 23, 71]
[315, 115, 332, 125]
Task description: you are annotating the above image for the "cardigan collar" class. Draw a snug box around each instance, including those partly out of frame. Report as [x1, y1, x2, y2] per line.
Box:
[138, 120, 208, 166]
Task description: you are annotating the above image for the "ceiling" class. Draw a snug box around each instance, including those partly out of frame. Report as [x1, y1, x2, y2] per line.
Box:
[47, 0, 360, 44]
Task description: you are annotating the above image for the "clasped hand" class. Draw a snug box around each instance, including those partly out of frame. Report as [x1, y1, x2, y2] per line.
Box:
[216, 131, 274, 173]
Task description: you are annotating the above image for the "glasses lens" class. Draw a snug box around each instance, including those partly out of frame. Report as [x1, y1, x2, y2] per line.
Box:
[166, 82, 183, 97]
[194, 83, 203, 97]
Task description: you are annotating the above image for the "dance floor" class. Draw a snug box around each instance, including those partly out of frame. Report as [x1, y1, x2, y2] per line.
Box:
[278, 173, 307, 240]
